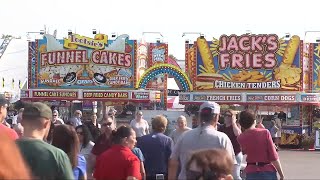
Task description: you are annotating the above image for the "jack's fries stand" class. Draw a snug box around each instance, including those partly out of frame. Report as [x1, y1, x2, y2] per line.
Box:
[21, 33, 160, 121]
[180, 34, 318, 148]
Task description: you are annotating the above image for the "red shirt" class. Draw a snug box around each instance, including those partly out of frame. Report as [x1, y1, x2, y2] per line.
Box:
[91, 134, 112, 156]
[237, 128, 278, 173]
[219, 125, 241, 155]
[0, 123, 18, 140]
[94, 145, 141, 180]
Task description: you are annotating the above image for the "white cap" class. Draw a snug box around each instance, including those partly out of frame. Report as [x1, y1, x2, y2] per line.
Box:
[199, 101, 220, 114]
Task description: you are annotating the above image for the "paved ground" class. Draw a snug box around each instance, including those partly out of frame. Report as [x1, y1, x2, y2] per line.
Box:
[278, 150, 320, 179]
[242, 150, 320, 179]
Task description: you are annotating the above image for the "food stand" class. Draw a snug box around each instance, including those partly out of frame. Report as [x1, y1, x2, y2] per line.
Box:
[22, 33, 160, 121]
[180, 33, 317, 148]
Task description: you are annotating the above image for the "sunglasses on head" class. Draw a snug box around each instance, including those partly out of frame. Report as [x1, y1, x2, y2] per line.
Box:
[102, 122, 112, 127]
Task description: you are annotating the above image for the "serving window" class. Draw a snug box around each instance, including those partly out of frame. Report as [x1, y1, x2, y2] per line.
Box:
[254, 105, 300, 127]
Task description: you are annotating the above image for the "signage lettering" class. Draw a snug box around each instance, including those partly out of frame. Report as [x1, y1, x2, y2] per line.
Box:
[64, 34, 108, 49]
[152, 47, 165, 62]
[179, 94, 190, 101]
[91, 50, 132, 67]
[214, 80, 281, 89]
[282, 129, 295, 134]
[83, 92, 129, 99]
[132, 92, 149, 100]
[219, 35, 278, 69]
[193, 94, 241, 102]
[41, 50, 132, 68]
[247, 95, 296, 102]
[301, 95, 318, 102]
[33, 91, 77, 98]
[195, 34, 301, 91]
[206, 95, 241, 101]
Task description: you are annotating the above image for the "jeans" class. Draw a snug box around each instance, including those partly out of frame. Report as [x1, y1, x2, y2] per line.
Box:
[234, 152, 243, 180]
[246, 171, 277, 180]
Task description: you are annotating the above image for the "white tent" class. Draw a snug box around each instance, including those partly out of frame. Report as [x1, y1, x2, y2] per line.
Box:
[167, 78, 184, 109]
[0, 39, 28, 102]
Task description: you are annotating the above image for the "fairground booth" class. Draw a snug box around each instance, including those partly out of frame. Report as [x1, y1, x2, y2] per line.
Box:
[179, 33, 320, 148]
[21, 33, 161, 121]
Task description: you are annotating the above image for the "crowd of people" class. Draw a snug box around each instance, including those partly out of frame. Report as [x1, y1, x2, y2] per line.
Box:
[0, 97, 285, 180]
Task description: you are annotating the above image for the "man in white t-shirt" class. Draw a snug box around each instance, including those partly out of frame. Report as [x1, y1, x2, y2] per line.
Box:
[168, 101, 236, 180]
[130, 111, 150, 138]
[170, 115, 191, 144]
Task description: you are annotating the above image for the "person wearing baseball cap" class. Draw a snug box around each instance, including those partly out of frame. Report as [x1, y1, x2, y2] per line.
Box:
[168, 101, 236, 180]
[0, 97, 18, 140]
[16, 102, 74, 180]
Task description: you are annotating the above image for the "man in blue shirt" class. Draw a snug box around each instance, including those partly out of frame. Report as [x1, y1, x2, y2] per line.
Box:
[137, 115, 174, 180]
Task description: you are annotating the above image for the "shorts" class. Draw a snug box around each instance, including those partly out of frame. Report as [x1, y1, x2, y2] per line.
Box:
[246, 171, 277, 180]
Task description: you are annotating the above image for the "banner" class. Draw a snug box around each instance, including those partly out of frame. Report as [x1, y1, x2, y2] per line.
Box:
[312, 43, 320, 91]
[246, 94, 297, 103]
[146, 43, 168, 89]
[32, 90, 78, 99]
[136, 39, 148, 80]
[193, 94, 242, 102]
[83, 91, 129, 99]
[281, 127, 301, 146]
[132, 91, 150, 100]
[302, 43, 311, 91]
[193, 34, 302, 91]
[300, 93, 320, 103]
[20, 89, 157, 101]
[29, 34, 136, 89]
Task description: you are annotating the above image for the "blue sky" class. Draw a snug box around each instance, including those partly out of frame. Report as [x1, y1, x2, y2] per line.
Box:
[1, 0, 320, 59]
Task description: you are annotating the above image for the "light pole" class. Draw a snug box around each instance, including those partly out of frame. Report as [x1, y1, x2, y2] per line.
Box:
[142, 32, 163, 37]
[305, 31, 320, 43]
[142, 32, 164, 43]
[182, 32, 202, 37]
[182, 32, 202, 43]
[26, 30, 45, 41]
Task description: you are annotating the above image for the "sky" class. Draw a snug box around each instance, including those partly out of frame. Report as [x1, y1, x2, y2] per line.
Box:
[1, 0, 320, 59]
